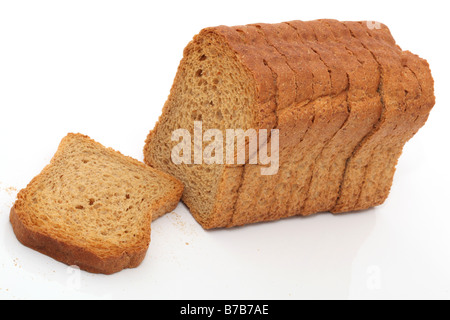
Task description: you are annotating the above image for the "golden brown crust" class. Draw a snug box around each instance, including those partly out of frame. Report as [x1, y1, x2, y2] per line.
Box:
[257, 23, 316, 105]
[243, 24, 297, 111]
[285, 20, 333, 98]
[229, 19, 358, 225]
[332, 21, 404, 212]
[332, 22, 434, 213]
[301, 20, 382, 215]
[10, 207, 146, 274]
[201, 25, 284, 227]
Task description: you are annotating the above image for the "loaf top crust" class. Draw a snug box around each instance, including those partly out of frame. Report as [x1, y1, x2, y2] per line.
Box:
[194, 20, 434, 131]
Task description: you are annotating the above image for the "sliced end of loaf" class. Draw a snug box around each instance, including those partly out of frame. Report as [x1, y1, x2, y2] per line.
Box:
[144, 28, 258, 227]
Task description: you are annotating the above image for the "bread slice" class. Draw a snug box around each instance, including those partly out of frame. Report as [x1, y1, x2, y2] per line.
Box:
[144, 19, 435, 229]
[10, 133, 183, 274]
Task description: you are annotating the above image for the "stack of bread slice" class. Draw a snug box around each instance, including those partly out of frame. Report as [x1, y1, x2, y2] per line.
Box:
[144, 19, 435, 229]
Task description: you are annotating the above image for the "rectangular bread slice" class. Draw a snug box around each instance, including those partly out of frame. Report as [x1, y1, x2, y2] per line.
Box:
[144, 19, 435, 229]
[11, 133, 183, 274]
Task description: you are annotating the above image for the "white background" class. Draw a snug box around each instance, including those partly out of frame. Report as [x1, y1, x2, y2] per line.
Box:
[0, 0, 449, 300]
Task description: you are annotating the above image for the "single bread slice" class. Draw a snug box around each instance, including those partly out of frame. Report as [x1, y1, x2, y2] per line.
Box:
[10, 133, 183, 274]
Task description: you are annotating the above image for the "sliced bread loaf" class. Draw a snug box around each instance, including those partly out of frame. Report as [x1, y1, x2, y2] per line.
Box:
[11, 133, 183, 274]
[144, 19, 435, 229]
